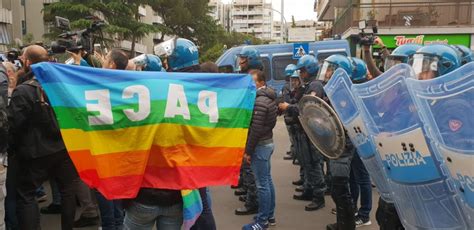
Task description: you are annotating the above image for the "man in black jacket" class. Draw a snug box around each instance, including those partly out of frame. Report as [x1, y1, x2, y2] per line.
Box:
[0, 62, 8, 230]
[242, 70, 277, 230]
[8, 45, 80, 230]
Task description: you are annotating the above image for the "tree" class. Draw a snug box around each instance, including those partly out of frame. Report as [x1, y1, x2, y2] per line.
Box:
[43, 0, 158, 56]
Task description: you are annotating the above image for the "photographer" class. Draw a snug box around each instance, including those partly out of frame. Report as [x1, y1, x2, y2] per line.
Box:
[362, 37, 390, 78]
[68, 48, 102, 68]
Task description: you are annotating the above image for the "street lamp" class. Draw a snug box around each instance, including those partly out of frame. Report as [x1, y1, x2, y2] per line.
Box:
[264, 6, 287, 43]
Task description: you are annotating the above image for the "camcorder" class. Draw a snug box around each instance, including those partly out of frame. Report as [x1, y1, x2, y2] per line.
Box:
[356, 20, 378, 46]
[50, 16, 105, 54]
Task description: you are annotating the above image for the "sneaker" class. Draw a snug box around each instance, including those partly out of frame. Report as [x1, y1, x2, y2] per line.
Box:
[242, 222, 269, 230]
[234, 189, 247, 196]
[36, 194, 48, 203]
[268, 217, 276, 226]
[292, 179, 304, 186]
[355, 216, 372, 228]
[295, 185, 304, 192]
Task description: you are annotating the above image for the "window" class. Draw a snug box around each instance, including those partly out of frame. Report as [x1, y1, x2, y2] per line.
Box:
[262, 57, 271, 81]
[272, 55, 297, 81]
[317, 51, 348, 64]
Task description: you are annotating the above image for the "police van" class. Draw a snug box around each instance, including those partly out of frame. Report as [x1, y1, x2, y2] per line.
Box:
[216, 40, 351, 94]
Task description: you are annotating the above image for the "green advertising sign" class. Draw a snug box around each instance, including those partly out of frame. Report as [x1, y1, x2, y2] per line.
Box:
[375, 34, 471, 49]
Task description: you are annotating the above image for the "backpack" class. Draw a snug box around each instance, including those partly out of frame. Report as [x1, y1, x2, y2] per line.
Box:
[24, 78, 62, 139]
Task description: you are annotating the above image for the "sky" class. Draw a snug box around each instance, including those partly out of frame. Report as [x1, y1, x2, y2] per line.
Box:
[221, 0, 317, 22]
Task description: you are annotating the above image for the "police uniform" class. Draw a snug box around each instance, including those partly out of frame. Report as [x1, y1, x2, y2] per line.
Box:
[287, 80, 327, 208]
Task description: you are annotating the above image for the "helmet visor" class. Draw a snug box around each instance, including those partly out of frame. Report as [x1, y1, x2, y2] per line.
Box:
[154, 38, 176, 57]
[317, 61, 338, 83]
[290, 70, 302, 91]
[132, 54, 148, 67]
[411, 53, 440, 80]
[384, 55, 406, 71]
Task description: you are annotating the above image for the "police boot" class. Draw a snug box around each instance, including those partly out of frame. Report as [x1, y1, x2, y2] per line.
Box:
[305, 197, 325, 211]
[326, 223, 338, 230]
[293, 191, 313, 201]
[332, 177, 355, 230]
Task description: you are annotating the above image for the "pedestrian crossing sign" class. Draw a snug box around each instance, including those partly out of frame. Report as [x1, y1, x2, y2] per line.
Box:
[293, 43, 309, 59]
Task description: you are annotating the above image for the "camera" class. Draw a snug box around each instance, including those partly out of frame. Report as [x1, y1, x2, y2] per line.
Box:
[50, 16, 105, 54]
[356, 20, 378, 46]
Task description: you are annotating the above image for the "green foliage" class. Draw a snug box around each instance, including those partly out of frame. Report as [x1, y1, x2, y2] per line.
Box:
[43, 0, 159, 55]
[22, 33, 35, 45]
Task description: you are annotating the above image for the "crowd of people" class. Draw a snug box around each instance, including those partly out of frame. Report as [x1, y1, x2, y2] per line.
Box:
[0, 34, 472, 230]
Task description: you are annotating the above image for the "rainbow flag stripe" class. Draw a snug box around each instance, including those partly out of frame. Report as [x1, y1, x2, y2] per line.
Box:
[182, 189, 203, 229]
[31, 63, 256, 199]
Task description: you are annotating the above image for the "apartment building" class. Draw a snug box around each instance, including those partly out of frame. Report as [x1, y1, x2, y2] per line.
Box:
[315, 0, 474, 55]
[230, 0, 274, 41]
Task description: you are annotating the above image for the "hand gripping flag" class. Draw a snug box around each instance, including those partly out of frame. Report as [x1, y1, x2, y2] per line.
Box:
[31, 63, 256, 199]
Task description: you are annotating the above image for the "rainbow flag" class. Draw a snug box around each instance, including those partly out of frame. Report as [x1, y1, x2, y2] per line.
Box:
[182, 189, 203, 229]
[31, 63, 256, 199]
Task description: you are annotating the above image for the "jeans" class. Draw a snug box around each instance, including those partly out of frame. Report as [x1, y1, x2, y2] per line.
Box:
[16, 151, 79, 230]
[250, 142, 276, 224]
[96, 191, 124, 230]
[349, 151, 372, 219]
[124, 202, 183, 230]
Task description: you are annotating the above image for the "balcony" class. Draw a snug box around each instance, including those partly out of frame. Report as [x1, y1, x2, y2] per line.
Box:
[43, 0, 58, 3]
[232, 19, 265, 24]
[232, 10, 265, 16]
[0, 8, 12, 24]
[332, 1, 474, 36]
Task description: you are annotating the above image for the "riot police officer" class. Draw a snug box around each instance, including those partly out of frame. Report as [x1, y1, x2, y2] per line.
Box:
[234, 46, 264, 215]
[279, 55, 327, 212]
[316, 54, 360, 230]
[282, 64, 297, 161]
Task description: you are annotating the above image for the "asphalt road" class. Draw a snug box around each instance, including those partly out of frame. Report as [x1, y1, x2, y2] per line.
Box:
[40, 118, 380, 230]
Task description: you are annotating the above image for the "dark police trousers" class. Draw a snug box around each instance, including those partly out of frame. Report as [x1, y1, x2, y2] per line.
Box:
[294, 126, 326, 201]
[287, 124, 304, 181]
[242, 160, 258, 209]
[16, 150, 79, 230]
[376, 198, 405, 230]
[329, 156, 355, 230]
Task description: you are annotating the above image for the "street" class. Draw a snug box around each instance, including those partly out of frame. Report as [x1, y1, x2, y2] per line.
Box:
[40, 118, 380, 230]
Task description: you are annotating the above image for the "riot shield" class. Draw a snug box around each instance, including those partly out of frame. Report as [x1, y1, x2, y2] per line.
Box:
[324, 69, 393, 202]
[297, 95, 345, 159]
[351, 64, 469, 229]
[407, 62, 474, 227]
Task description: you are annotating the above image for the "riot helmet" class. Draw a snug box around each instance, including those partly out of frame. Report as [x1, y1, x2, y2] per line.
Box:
[132, 54, 165, 72]
[289, 70, 302, 91]
[384, 43, 422, 71]
[154, 37, 199, 71]
[451, 44, 474, 65]
[410, 44, 460, 80]
[284, 64, 297, 77]
[349, 57, 368, 83]
[317, 54, 351, 83]
[296, 55, 319, 83]
[237, 46, 262, 72]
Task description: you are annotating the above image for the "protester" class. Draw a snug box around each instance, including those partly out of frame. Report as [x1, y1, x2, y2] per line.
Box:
[0, 61, 8, 230]
[7, 45, 80, 230]
[95, 49, 130, 230]
[242, 69, 278, 230]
